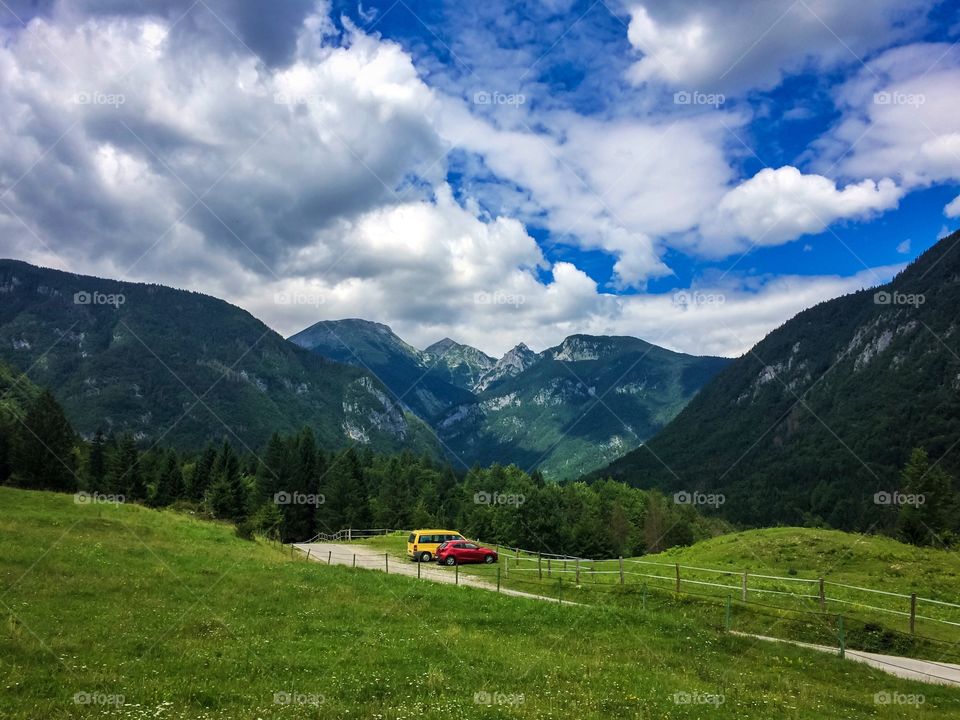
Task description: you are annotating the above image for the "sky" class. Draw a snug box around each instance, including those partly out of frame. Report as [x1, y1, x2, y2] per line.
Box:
[1, 0, 959, 358]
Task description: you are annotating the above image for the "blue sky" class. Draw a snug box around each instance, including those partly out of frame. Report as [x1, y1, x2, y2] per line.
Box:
[1, 0, 959, 356]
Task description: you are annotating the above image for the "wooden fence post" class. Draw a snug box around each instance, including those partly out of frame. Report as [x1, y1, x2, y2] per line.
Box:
[547, 558, 551, 577]
[575, 558, 580, 585]
[515, 547, 519, 566]
[819, 578, 825, 610]
[455, 564, 459, 585]
[352, 553, 356, 568]
[538, 553, 543, 579]
[306, 549, 311, 561]
[327, 550, 331, 565]
[504, 557, 509, 579]
[910, 593, 917, 635]
[618, 556, 624, 585]
[742, 572, 748, 602]
[418, 560, 421, 579]
[497, 566, 501, 593]
[385, 553, 389, 574]
[675, 563, 681, 594]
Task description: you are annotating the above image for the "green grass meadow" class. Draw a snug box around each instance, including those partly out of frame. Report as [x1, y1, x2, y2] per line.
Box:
[2, 488, 959, 718]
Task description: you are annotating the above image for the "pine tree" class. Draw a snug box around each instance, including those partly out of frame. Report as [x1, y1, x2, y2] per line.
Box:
[11, 390, 77, 491]
[897, 448, 955, 546]
[86, 429, 108, 492]
[208, 440, 245, 521]
[109, 434, 144, 500]
[151, 450, 184, 507]
[279, 428, 319, 541]
[189, 444, 217, 500]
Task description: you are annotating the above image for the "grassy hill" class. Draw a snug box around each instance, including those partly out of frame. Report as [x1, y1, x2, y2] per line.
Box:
[2, 488, 957, 718]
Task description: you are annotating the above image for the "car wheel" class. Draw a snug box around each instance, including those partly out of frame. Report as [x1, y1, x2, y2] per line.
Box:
[484, 555, 495, 564]
[444, 556, 456, 566]
[419, 552, 432, 563]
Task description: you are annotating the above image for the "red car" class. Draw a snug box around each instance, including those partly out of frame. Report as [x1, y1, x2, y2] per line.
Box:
[436, 540, 498, 566]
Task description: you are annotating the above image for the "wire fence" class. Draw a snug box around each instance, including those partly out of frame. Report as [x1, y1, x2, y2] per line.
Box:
[303, 528, 960, 636]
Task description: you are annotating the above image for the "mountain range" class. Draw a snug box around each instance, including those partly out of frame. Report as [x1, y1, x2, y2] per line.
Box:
[596, 229, 960, 530]
[0, 260, 439, 456]
[292, 321, 730, 477]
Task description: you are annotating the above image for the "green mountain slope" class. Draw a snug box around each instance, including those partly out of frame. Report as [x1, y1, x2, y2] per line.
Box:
[439, 335, 730, 478]
[421, 337, 496, 390]
[289, 319, 475, 419]
[597, 230, 960, 529]
[0, 260, 439, 455]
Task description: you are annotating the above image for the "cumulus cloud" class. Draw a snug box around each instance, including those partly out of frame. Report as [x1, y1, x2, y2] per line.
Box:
[624, 0, 935, 94]
[813, 42, 960, 187]
[696, 166, 903, 256]
[946, 195, 960, 218]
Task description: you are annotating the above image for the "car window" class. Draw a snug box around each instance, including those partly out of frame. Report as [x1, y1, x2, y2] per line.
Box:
[463, 543, 478, 549]
[408, 533, 415, 543]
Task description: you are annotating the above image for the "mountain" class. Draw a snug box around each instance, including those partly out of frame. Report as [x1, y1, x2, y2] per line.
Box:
[0, 261, 440, 455]
[474, 342, 538, 391]
[289, 319, 475, 418]
[422, 338, 496, 391]
[597, 230, 960, 530]
[437, 335, 730, 478]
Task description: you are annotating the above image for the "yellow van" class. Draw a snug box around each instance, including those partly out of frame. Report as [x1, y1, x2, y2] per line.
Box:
[407, 529, 466, 562]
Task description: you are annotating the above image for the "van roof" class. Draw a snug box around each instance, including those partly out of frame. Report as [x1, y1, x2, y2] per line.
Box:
[412, 529, 462, 534]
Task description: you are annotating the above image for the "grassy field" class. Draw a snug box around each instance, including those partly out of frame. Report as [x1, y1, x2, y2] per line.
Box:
[2, 488, 959, 719]
[357, 528, 960, 661]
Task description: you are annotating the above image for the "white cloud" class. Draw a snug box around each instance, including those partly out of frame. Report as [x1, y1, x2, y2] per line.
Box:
[625, 0, 935, 94]
[897, 238, 912, 253]
[813, 42, 960, 187]
[696, 166, 903, 255]
[945, 195, 960, 219]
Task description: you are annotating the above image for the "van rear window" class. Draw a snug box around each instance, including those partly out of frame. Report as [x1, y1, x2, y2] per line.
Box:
[408, 534, 415, 543]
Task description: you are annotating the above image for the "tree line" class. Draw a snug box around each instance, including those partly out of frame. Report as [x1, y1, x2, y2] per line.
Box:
[2, 388, 954, 551]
